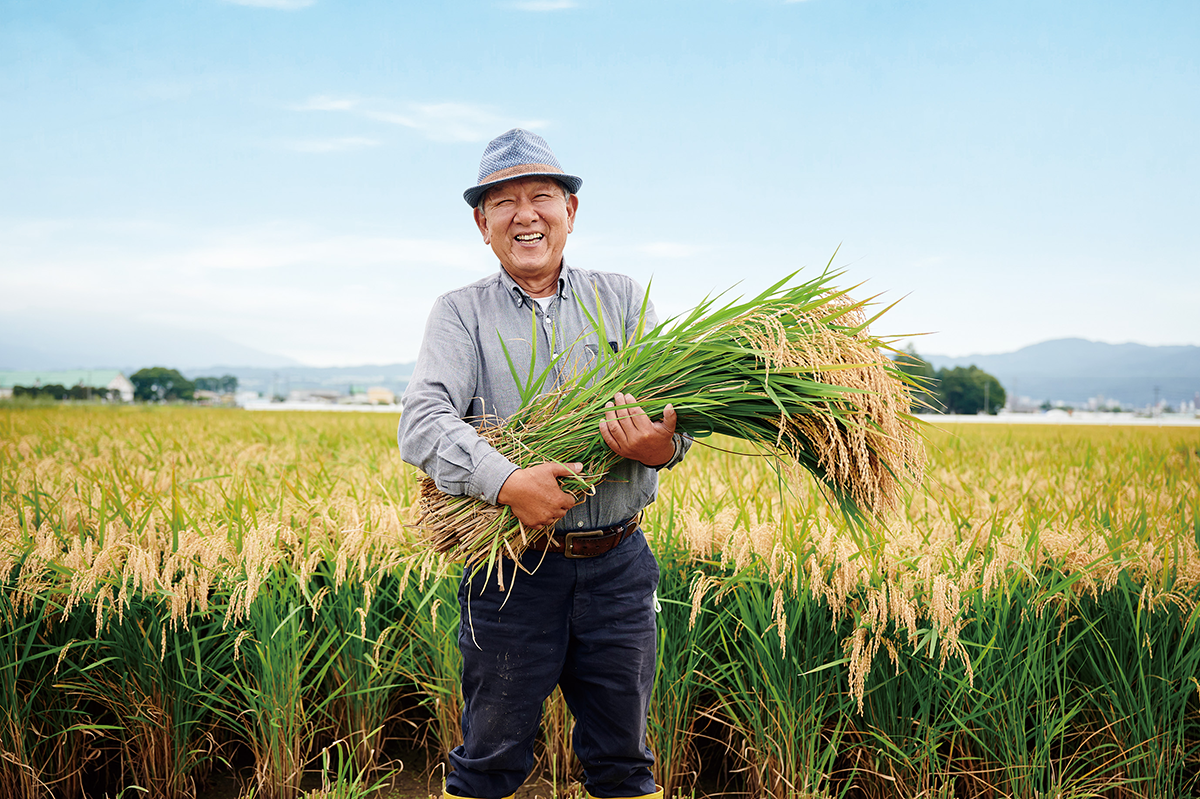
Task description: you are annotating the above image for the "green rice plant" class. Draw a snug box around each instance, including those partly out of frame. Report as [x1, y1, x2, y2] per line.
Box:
[205, 567, 344, 799]
[416, 268, 924, 571]
[0, 588, 101, 799]
[644, 522, 722, 799]
[1073, 573, 1200, 798]
[297, 736, 398, 798]
[69, 597, 231, 798]
[305, 510, 423, 785]
[853, 629, 967, 796]
[702, 566, 856, 799]
[311, 574, 410, 783]
[930, 571, 1123, 799]
[536, 687, 580, 795]
[395, 562, 464, 766]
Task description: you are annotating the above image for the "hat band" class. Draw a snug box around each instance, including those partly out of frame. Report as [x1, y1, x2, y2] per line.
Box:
[478, 162, 565, 185]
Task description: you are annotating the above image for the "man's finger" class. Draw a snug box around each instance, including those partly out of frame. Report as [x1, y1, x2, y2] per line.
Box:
[661, 403, 678, 433]
[620, 392, 648, 418]
[609, 393, 626, 419]
[613, 393, 648, 432]
[599, 418, 617, 451]
[614, 391, 639, 420]
[620, 394, 662, 439]
[602, 401, 630, 449]
[546, 461, 583, 477]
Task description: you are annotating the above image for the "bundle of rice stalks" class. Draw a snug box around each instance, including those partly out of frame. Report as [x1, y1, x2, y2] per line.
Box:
[415, 268, 925, 570]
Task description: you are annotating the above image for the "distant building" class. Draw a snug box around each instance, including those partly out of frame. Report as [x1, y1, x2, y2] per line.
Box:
[193, 389, 236, 406]
[1005, 395, 1041, 413]
[366, 386, 396, 405]
[1086, 395, 1123, 412]
[0, 369, 134, 402]
[287, 388, 341, 404]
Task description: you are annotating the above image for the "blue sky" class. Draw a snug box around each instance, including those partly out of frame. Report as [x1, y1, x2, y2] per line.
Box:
[2, 0, 1197, 368]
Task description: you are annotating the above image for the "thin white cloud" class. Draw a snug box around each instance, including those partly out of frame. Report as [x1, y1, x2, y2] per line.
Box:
[510, 0, 578, 10]
[294, 95, 545, 143]
[286, 136, 380, 153]
[176, 234, 485, 272]
[637, 242, 706, 258]
[221, 0, 316, 9]
[0, 218, 491, 279]
[367, 103, 546, 143]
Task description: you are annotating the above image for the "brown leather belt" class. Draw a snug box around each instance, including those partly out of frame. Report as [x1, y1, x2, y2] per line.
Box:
[527, 514, 641, 559]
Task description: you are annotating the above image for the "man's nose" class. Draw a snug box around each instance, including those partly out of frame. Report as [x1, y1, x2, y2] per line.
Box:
[513, 197, 539, 224]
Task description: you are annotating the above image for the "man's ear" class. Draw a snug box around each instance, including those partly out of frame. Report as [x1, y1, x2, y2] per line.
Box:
[565, 192, 578, 234]
[473, 206, 491, 244]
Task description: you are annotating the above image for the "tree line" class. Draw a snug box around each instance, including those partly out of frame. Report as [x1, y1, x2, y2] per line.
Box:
[129, 368, 238, 401]
[12, 384, 120, 401]
[895, 346, 1007, 415]
[8, 369, 238, 403]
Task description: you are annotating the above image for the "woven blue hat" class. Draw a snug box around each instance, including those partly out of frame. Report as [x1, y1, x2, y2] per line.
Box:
[464, 128, 583, 207]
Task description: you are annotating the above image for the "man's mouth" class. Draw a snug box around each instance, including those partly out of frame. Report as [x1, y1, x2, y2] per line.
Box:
[515, 233, 544, 242]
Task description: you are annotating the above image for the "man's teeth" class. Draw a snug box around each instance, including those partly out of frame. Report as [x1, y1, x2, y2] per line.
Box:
[515, 233, 544, 242]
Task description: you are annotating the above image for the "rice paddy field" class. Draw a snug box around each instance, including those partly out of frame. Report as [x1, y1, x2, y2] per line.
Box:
[2, 405, 1198, 799]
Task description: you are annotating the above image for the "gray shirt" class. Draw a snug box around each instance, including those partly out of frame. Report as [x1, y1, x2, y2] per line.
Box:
[397, 261, 687, 532]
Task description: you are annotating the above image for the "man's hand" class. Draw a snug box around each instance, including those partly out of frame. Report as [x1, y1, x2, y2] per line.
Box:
[599, 391, 677, 467]
[497, 461, 583, 529]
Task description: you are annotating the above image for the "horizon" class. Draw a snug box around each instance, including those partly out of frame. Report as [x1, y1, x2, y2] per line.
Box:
[3, 335, 1197, 375]
[3, 1, 1198, 367]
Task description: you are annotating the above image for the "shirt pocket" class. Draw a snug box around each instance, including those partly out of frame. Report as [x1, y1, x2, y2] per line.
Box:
[567, 340, 621, 389]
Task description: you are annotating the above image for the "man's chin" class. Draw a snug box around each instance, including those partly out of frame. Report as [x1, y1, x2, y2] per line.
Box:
[503, 256, 561, 279]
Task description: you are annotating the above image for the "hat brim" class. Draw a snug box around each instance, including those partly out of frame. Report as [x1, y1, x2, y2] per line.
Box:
[464, 172, 583, 208]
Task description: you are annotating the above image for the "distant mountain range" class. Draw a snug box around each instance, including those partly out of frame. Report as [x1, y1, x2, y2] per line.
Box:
[5, 331, 1196, 410]
[923, 338, 1200, 408]
[202, 339, 1199, 409]
[188, 363, 415, 399]
[0, 314, 300, 372]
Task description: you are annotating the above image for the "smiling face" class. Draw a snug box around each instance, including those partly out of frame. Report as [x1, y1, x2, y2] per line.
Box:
[473, 176, 578, 297]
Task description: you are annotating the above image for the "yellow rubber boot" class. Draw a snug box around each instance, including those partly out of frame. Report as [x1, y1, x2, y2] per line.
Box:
[442, 792, 514, 799]
[584, 787, 664, 799]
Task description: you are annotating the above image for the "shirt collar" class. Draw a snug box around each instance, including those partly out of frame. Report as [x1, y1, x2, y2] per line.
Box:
[498, 261, 574, 306]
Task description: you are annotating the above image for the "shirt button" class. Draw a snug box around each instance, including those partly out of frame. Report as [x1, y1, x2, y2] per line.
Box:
[577, 521, 584, 528]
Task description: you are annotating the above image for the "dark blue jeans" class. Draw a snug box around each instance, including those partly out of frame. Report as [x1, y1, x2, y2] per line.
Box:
[445, 529, 660, 799]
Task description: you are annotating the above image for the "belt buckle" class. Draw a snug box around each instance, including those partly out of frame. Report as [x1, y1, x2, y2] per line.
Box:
[562, 529, 606, 559]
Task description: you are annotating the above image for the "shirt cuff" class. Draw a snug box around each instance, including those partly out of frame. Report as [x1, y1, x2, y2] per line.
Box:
[468, 449, 521, 505]
[654, 432, 689, 471]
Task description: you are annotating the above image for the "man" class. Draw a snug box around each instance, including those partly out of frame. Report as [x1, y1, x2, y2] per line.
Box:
[397, 128, 687, 799]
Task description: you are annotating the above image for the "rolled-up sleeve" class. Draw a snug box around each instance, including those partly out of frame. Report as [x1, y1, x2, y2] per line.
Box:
[397, 296, 518, 503]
